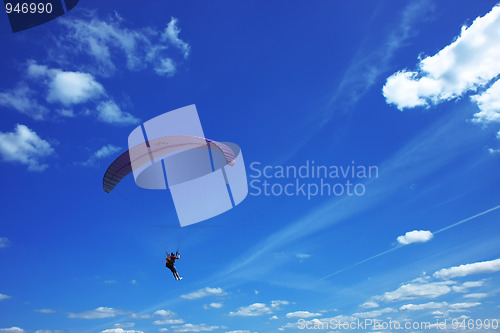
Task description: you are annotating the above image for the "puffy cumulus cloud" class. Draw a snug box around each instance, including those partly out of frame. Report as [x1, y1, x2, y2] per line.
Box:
[100, 329, 143, 333]
[47, 71, 104, 105]
[228, 303, 272, 317]
[170, 324, 219, 332]
[285, 311, 322, 319]
[400, 302, 448, 311]
[0, 124, 54, 171]
[54, 15, 190, 77]
[360, 301, 379, 309]
[0, 294, 11, 301]
[375, 281, 454, 302]
[80, 144, 121, 167]
[269, 315, 278, 320]
[0, 237, 11, 248]
[35, 309, 56, 313]
[27, 62, 105, 106]
[0, 86, 49, 120]
[203, 302, 222, 309]
[397, 230, 433, 245]
[471, 79, 500, 123]
[67, 307, 126, 319]
[96, 100, 140, 125]
[383, 5, 500, 112]
[352, 307, 396, 319]
[0, 328, 25, 333]
[3, 62, 139, 125]
[161, 17, 191, 59]
[181, 287, 227, 300]
[154, 310, 177, 317]
[433, 258, 500, 279]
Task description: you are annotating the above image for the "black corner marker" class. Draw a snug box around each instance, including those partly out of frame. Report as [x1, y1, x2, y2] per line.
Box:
[3, 0, 78, 33]
[63, 0, 78, 11]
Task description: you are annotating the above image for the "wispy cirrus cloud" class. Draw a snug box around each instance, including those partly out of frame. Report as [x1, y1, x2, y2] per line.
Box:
[53, 14, 190, 77]
[0, 237, 11, 248]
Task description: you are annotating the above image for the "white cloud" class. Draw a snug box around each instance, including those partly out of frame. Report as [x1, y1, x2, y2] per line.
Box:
[0, 294, 10, 301]
[154, 58, 176, 76]
[130, 313, 150, 319]
[35, 309, 56, 313]
[181, 287, 227, 300]
[285, 311, 322, 319]
[396, 230, 433, 245]
[463, 293, 488, 299]
[97, 100, 139, 125]
[0, 86, 49, 120]
[433, 258, 500, 279]
[400, 302, 448, 311]
[0, 328, 24, 333]
[449, 302, 481, 309]
[81, 144, 121, 167]
[33, 330, 64, 333]
[54, 15, 190, 77]
[269, 315, 278, 320]
[153, 319, 184, 325]
[471, 79, 500, 123]
[113, 323, 135, 329]
[154, 310, 177, 317]
[376, 281, 454, 302]
[161, 17, 190, 58]
[352, 308, 396, 318]
[68, 307, 126, 319]
[47, 71, 104, 105]
[100, 329, 143, 333]
[452, 280, 485, 293]
[0, 124, 54, 171]
[225, 331, 253, 333]
[0, 238, 11, 248]
[203, 303, 222, 309]
[360, 301, 379, 309]
[383, 4, 500, 118]
[296, 253, 311, 260]
[228, 303, 272, 317]
[171, 324, 219, 332]
[271, 300, 290, 309]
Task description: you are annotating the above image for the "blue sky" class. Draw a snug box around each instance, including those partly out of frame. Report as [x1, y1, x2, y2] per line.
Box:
[1, 1, 500, 332]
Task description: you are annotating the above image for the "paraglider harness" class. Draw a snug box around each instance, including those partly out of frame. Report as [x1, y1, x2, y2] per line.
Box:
[165, 251, 179, 269]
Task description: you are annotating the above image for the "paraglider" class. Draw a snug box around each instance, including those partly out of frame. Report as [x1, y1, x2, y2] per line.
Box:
[102, 105, 248, 280]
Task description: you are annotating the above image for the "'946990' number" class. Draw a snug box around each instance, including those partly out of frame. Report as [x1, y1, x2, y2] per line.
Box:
[6, 2, 53, 14]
